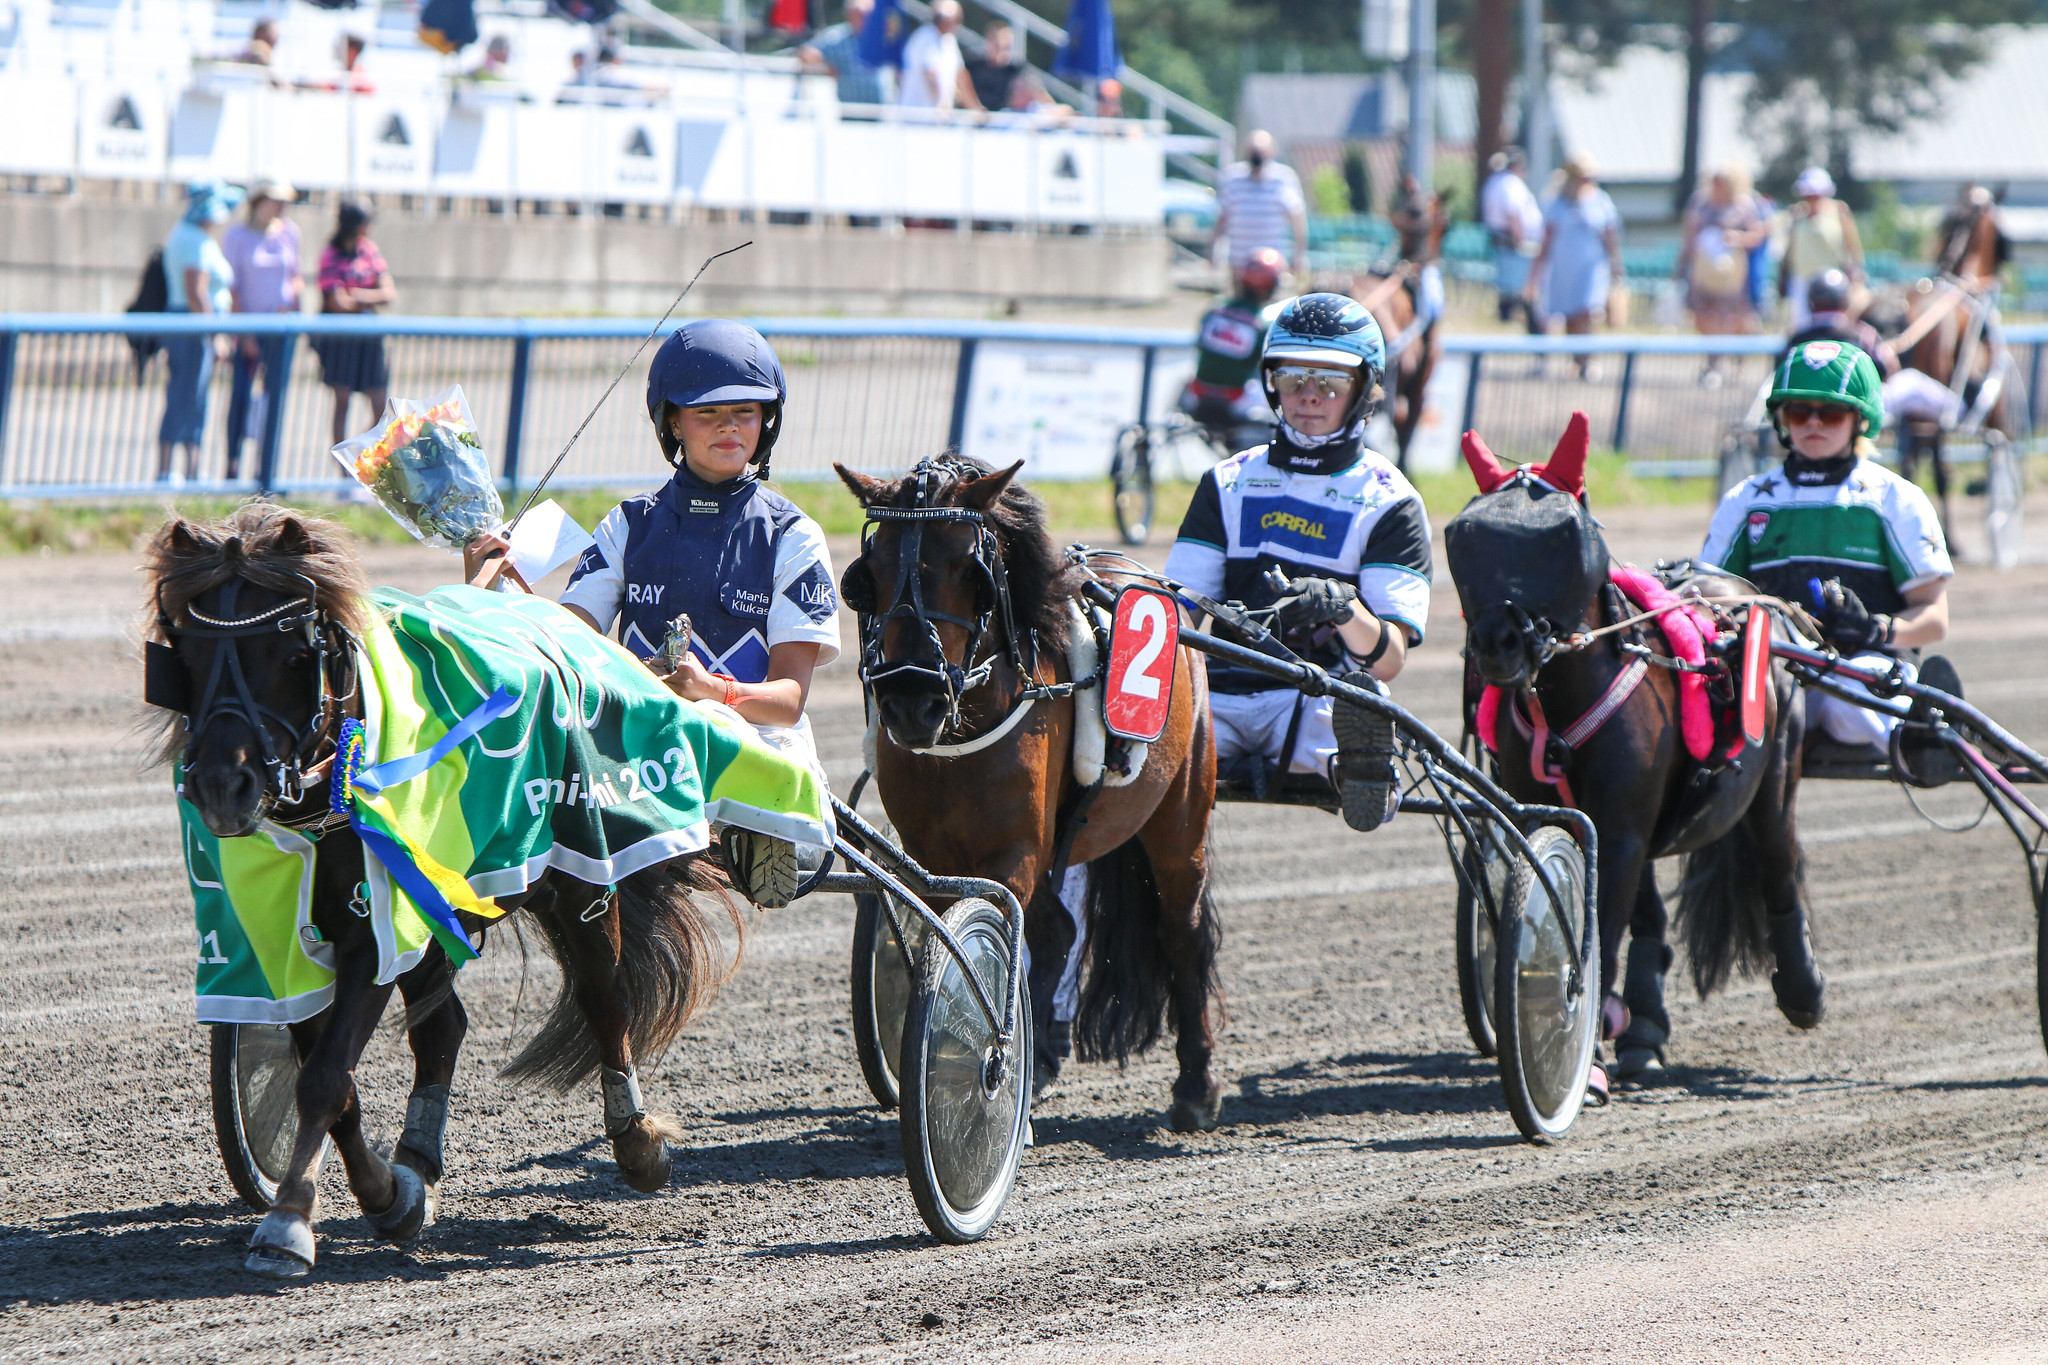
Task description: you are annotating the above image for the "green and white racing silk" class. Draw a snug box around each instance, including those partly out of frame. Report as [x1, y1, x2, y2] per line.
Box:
[183, 585, 831, 1025]
[1699, 457, 1952, 620]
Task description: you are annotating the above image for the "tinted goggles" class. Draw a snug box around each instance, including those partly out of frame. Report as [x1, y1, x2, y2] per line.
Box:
[1778, 401, 1857, 427]
[1269, 366, 1356, 400]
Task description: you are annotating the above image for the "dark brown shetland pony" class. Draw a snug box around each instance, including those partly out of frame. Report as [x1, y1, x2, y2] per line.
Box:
[1351, 190, 1443, 470]
[833, 456, 1226, 1131]
[1443, 417, 1823, 1095]
[146, 504, 734, 1278]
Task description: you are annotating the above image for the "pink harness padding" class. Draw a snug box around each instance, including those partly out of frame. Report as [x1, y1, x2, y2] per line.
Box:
[1607, 566, 1715, 763]
[1473, 567, 1717, 764]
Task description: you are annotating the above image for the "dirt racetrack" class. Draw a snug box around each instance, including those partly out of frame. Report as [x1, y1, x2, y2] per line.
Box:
[6, 501, 2048, 1363]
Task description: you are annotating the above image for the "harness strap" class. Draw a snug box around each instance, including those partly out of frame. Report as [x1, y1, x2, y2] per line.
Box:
[1515, 655, 1649, 808]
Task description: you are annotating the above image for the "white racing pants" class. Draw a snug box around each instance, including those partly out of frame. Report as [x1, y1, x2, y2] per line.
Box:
[1212, 687, 1339, 777]
[1807, 652, 1916, 748]
[1882, 368, 1965, 428]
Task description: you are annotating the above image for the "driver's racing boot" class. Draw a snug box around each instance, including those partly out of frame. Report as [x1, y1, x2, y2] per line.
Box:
[1767, 908, 1826, 1029]
[1895, 654, 1964, 788]
[1332, 671, 1400, 832]
[721, 827, 797, 909]
[1614, 938, 1674, 1082]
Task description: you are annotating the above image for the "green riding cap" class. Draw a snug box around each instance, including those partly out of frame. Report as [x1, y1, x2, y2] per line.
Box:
[1767, 338, 1885, 438]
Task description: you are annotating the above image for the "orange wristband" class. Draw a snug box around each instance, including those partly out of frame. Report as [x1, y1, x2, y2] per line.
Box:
[714, 673, 740, 709]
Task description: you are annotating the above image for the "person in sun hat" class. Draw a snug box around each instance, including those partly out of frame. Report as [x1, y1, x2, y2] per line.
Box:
[155, 180, 244, 484]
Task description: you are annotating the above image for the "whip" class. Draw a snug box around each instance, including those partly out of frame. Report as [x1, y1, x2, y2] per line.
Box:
[504, 240, 753, 535]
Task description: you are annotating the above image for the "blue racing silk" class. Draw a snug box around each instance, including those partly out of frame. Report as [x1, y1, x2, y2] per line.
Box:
[559, 463, 840, 681]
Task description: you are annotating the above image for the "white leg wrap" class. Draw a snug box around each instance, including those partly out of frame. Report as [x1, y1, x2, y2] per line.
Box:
[601, 1066, 646, 1139]
[1053, 864, 1089, 1024]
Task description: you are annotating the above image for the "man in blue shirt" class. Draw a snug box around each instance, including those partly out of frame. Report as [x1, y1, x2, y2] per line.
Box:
[800, 0, 886, 107]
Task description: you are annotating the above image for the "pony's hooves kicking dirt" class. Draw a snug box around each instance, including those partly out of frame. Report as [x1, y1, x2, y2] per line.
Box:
[364, 1162, 431, 1243]
[1168, 1082, 1223, 1133]
[245, 1210, 316, 1278]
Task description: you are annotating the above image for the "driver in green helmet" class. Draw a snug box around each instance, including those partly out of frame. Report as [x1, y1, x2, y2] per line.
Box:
[1698, 338, 1957, 753]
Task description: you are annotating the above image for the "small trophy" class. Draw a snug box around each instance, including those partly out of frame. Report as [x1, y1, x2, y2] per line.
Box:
[658, 612, 694, 674]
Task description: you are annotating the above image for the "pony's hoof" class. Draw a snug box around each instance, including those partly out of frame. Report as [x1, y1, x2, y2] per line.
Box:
[1612, 1045, 1665, 1084]
[620, 1147, 672, 1194]
[365, 1161, 429, 1243]
[614, 1127, 674, 1194]
[246, 1210, 315, 1278]
[1771, 969, 1826, 1030]
[1167, 1083, 1223, 1133]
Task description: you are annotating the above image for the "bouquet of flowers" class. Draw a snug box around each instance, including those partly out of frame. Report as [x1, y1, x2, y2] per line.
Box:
[330, 385, 503, 550]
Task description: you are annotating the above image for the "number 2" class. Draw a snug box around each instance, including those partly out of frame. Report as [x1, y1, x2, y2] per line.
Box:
[1119, 594, 1169, 701]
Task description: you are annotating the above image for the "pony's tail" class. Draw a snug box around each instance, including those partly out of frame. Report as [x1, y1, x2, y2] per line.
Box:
[1672, 820, 1775, 998]
[500, 855, 743, 1092]
[1073, 838, 1221, 1066]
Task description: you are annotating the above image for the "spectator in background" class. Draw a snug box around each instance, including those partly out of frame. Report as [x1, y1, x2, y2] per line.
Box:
[156, 182, 243, 485]
[236, 19, 279, 66]
[1526, 152, 1622, 380]
[1212, 130, 1307, 276]
[800, 0, 885, 108]
[313, 201, 396, 449]
[334, 32, 374, 93]
[1094, 77, 1123, 118]
[222, 176, 301, 482]
[1481, 148, 1544, 335]
[1676, 162, 1767, 386]
[963, 20, 1045, 113]
[899, 0, 966, 112]
[466, 35, 515, 83]
[1778, 167, 1865, 330]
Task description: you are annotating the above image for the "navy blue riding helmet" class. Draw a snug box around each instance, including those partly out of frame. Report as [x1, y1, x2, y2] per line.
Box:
[1258, 292, 1388, 429]
[646, 319, 787, 475]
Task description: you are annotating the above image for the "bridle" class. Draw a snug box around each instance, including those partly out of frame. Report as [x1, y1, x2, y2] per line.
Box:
[844, 457, 1058, 739]
[149, 568, 360, 823]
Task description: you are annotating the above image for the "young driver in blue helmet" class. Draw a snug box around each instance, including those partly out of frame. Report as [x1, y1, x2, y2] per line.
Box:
[1163, 293, 1433, 832]
[467, 319, 839, 899]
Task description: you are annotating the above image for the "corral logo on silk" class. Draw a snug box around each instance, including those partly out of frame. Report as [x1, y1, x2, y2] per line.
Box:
[1241, 496, 1353, 553]
[626, 582, 666, 604]
[1747, 511, 1770, 544]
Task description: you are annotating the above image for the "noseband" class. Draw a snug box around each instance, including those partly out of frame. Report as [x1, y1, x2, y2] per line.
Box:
[848, 457, 1045, 737]
[150, 571, 359, 817]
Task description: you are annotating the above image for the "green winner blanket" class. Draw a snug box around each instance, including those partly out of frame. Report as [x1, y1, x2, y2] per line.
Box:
[185, 586, 830, 1024]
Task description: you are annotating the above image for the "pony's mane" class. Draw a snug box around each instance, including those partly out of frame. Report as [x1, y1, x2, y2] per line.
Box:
[139, 503, 374, 765]
[884, 455, 1084, 650]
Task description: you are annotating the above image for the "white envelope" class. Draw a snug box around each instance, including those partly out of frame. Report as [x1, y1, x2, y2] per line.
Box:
[506, 499, 598, 584]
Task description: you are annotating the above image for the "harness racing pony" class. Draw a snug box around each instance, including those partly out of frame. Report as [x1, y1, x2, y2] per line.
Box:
[146, 505, 738, 1277]
[834, 456, 1226, 1131]
[1443, 415, 1824, 1094]
[1900, 199, 2019, 534]
[1351, 199, 1444, 472]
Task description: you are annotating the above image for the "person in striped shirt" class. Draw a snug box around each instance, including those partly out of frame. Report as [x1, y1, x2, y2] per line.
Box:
[1211, 130, 1306, 275]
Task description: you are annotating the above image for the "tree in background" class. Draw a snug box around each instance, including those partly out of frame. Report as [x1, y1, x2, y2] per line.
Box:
[1547, 0, 2032, 212]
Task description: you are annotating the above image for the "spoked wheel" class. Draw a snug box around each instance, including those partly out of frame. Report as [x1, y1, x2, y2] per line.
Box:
[850, 891, 925, 1110]
[1110, 424, 1155, 546]
[1493, 826, 1598, 1143]
[210, 1022, 305, 1211]
[1454, 821, 1513, 1058]
[899, 897, 1030, 1244]
[1985, 429, 2026, 571]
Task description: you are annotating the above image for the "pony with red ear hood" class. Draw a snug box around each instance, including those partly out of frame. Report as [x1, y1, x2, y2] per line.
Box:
[1442, 413, 1820, 1104]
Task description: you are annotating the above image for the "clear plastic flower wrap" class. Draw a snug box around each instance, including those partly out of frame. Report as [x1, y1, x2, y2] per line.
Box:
[330, 385, 504, 549]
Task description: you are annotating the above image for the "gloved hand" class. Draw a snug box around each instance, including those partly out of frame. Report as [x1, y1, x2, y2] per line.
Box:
[1810, 578, 1891, 654]
[1273, 576, 1359, 633]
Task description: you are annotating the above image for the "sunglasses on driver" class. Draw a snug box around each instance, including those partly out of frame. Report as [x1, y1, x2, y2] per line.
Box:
[1778, 401, 1857, 427]
[1268, 366, 1357, 399]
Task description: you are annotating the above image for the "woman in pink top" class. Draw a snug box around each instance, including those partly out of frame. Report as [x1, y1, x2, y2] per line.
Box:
[223, 177, 302, 481]
[312, 200, 397, 447]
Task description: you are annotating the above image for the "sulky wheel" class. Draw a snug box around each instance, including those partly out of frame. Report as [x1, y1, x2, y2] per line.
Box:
[850, 891, 924, 1110]
[210, 1022, 305, 1212]
[2036, 878, 2048, 1061]
[1454, 821, 1513, 1059]
[1110, 424, 1155, 547]
[1493, 826, 1598, 1144]
[899, 897, 1031, 1244]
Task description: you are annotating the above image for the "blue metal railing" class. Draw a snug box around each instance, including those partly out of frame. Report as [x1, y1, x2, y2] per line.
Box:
[0, 312, 2040, 498]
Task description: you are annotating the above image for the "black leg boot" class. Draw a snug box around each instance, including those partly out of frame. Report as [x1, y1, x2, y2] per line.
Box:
[1614, 939, 1673, 1082]
[1768, 909, 1826, 1029]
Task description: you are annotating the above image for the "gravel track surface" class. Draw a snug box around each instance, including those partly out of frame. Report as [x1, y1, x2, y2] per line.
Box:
[5, 507, 2048, 1363]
